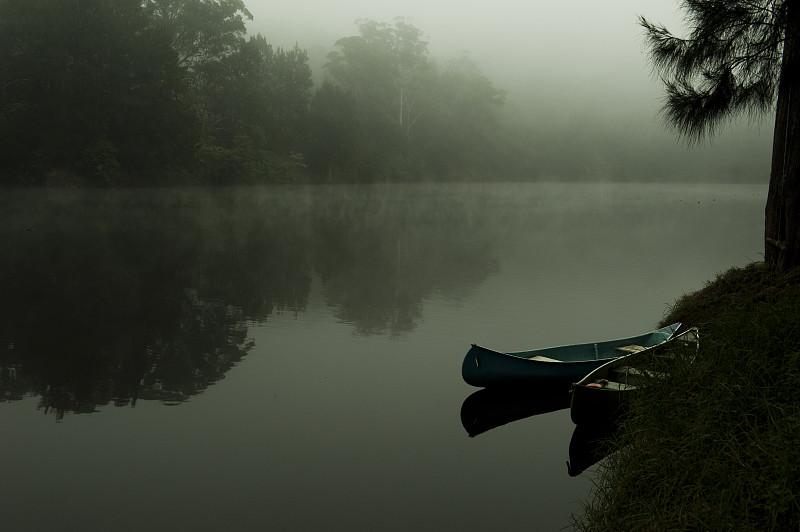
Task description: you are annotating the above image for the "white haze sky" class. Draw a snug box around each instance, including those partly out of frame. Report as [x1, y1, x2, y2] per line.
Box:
[245, 0, 686, 102]
[244, 0, 773, 178]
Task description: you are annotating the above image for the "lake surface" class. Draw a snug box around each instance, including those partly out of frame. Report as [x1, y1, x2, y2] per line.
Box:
[0, 182, 765, 531]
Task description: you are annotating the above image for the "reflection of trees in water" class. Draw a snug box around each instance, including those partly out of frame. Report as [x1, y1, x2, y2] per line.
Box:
[0, 189, 309, 419]
[310, 186, 498, 336]
[0, 186, 497, 418]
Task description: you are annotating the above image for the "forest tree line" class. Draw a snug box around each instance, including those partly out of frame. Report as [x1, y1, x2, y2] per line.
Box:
[0, 0, 512, 185]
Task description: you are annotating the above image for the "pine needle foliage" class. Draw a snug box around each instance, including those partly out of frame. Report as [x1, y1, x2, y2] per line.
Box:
[640, 1, 789, 144]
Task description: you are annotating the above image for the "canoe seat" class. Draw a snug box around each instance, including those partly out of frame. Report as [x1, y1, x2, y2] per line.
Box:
[603, 381, 636, 391]
[528, 355, 560, 362]
[616, 344, 645, 353]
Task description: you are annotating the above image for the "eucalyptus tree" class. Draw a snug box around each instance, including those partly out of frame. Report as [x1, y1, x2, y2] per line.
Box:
[325, 18, 433, 177]
[641, 1, 800, 270]
[327, 18, 430, 138]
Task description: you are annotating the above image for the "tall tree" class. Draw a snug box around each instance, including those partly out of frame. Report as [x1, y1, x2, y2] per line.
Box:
[145, 0, 252, 137]
[641, 1, 800, 270]
[199, 35, 313, 182]
[327, 19, 429, 134]
[145, 0, 252, 70]
[325, 18, 432, 178]
[268, 44, 314, 152]
[0, 0, 196, 182]
[307, 81, 358, 180]
[414, 56, 505, 177]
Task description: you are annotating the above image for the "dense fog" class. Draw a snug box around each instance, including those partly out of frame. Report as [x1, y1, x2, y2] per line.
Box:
[0, 0, 773, 184]
[246, 0, 773, 183]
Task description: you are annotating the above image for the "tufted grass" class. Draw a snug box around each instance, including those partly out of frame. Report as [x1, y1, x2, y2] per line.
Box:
[574, 263, 800, 531]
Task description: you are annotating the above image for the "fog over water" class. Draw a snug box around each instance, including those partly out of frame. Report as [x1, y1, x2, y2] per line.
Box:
[246, 0, 773, 182]
[0, 2, 782, 528]
[0, 183, 766, 531]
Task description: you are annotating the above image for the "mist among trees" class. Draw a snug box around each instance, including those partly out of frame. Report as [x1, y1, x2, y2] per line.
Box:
[0, 0, 772, 185]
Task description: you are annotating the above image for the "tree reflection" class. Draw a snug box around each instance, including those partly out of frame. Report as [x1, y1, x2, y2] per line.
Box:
[311, 186, 498, 336]
[0, 188, 310, 419]
[0, 186, 497, 418]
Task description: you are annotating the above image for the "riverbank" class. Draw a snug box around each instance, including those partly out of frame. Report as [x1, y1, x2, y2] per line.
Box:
[575, 262, 800, 531]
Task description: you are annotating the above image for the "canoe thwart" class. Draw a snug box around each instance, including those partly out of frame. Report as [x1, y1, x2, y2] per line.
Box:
[528, 355, 560, 362]
[615, 344, 645, 353]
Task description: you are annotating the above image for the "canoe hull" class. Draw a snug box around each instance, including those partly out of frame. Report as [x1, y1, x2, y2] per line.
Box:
[462, 347, 610, 387]
[570, 327, 699, 426]
[460, 385, 571, 437]
[570, 382, 631, 426]
[567, 422, 620, 477]
[462, 323, 681, 387]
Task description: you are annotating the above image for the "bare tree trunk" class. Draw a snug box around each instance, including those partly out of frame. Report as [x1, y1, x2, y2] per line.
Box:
[399, 87, 404, 130]
[765, 2, 800, 270]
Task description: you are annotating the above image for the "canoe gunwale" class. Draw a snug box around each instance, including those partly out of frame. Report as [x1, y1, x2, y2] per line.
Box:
[469, 344, 620, 364]
[569, 327, 699, 425]
[462, 323, 682, 387]
[572, 326, 699, 388]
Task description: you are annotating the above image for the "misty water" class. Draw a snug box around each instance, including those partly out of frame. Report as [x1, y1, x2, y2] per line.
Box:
[1, 182, 764, 531]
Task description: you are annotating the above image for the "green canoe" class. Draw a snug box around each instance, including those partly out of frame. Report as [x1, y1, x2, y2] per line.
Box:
[461, 323, 681, 388]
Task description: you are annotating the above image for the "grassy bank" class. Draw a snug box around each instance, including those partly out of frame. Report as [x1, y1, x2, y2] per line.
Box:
[575, 262, 800, 531]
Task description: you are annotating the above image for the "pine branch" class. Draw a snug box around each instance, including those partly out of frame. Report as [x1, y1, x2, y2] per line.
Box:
[640, 0, 786, 143]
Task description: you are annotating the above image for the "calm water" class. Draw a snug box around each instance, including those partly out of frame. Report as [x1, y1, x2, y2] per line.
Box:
[0, 182, 764, 531]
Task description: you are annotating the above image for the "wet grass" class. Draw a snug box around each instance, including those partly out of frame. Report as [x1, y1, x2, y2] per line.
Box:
[574, 262, 800, 531]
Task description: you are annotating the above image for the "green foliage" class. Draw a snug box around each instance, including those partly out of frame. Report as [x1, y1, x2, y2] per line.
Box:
[324, 19, 427, 177]
[576, 263, 800, 531]
[307, 81, 358, 180]
[197, 34, 313, 183]
[641, 1, 800, 270]
[145, 0, 252, 70]
[0, 0, 202, 182]
[640, 1, 787, 143]
[261, 150, 307, 184]
[0, 4, 504, 184]
[77, 138, 121, 184]
[413, 56, 505, 177]
[196, 135, 256, 184]
[322, 19, 505, 181]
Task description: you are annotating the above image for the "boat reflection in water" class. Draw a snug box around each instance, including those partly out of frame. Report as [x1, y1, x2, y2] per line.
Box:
[460, 385, 571, 438]
[566, 423, 620, 477]
[461, 386, 619, 477]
